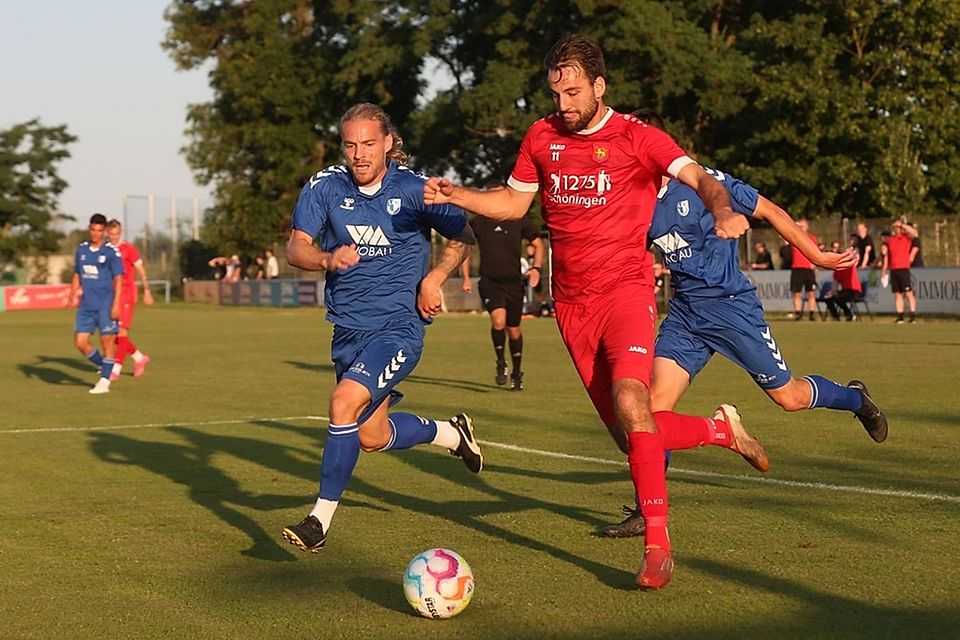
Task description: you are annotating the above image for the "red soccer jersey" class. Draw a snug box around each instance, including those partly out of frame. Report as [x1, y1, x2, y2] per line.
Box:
[117, 241, 141, 302]
[507, 108, 692, 302]
[886, 234, 913, 269]
[791, 234, 818, 270]
[835, 266, 862, 293]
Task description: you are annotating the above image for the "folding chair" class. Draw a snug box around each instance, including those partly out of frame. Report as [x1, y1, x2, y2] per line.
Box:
[850, 281, 873, 321]
[814, 281, 833, 320]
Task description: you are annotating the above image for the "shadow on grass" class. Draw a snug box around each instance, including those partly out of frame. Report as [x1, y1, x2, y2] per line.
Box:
[284, 359, 501, 393]
[685, 556, 960, 637]
[17, 355, 94, 386]
[86, 418, 636, 596]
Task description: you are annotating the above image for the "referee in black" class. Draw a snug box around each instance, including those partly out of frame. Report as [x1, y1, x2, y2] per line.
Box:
[460, 191, 544, 391]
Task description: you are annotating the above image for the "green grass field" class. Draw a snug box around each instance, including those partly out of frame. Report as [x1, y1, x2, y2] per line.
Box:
[2, 304, 959, 639]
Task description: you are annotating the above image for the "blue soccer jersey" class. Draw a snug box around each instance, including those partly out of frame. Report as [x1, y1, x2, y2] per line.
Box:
[74, 242, 124, 309]
[648, 168, 759, 299]
[291, 161, 467, 331]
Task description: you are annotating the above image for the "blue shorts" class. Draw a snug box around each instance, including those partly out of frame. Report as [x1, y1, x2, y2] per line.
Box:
[332, 322, 425, 424]
[655, 293, 792, 390]
[74, 305, 119, 336]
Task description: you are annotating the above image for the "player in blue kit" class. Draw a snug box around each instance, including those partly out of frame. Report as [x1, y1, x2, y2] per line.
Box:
[281, 103, 482, 554]
[69, 213, 124, 395]
[603, 111, 889, 538]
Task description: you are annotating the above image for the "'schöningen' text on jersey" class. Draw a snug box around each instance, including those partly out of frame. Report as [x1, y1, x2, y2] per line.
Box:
[649, 167, 760, 299]
[507, 107, 694, 302]
[291, 161, 468, 330]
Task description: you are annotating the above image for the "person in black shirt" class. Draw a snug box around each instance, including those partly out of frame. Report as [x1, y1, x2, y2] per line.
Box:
[749, 242, 774, 270]
[461, 208, 544, 390]
[777, 239, 792, 270]
[855, 222, 876, 268]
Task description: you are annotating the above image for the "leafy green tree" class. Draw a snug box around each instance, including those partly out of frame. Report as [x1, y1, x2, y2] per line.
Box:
[163, 0, 432, 254]
[0, 119, 76, 265]
[713, 0, 960, 218]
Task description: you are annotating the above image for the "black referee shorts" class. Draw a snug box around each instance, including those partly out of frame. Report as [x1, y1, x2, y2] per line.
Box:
[478, 278, 525, 326]
[890, 269, 913, 293]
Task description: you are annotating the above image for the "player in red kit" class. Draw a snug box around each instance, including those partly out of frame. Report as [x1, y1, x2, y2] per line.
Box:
[106, 220, 153, 379]
[424, 34, 765, 590]
[881, 219, 919, 323]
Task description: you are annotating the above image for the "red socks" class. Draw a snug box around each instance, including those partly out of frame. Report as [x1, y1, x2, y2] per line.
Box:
[653, 411, 732, 450]
[116, 336, 136, 367]
[627, 431, 670, 552]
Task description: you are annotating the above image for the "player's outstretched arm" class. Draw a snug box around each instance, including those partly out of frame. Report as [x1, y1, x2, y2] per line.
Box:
[136, 261, 154, 305]
[676, 163, 748, 239]
[423, 178, 535, 221]
[286, 229, 359, 272]
[753, 196, 858, 270]
[418, 238, 472, 318]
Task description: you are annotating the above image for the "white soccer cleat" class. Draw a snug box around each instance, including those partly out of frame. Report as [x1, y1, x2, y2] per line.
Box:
[89, 379, 111, 395]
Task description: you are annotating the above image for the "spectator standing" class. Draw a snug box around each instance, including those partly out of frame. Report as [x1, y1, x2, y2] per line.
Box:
[778, 238, 792, 270]
[855, 222, 876, 268]
[790, 219, 819, 321]
[749, 242, 774, 270]
[882, 219, 919, 323]
[265, 248, 280, 279]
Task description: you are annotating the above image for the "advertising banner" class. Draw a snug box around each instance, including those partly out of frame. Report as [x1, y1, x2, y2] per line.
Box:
[746, 268, 960, 315]
[3, 284, 72, 311]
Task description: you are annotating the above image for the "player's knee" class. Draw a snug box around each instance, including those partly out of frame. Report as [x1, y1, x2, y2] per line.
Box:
[328, 388, 363, 425]
[358, 431, 387, 452]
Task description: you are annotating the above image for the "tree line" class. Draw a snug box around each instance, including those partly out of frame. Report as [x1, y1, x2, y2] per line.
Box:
[5, 1, 958, 264]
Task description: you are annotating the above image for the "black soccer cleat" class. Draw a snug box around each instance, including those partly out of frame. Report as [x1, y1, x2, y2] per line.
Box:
[848, 380, 888, 443]
[448, 413, 483, 473]
[511, 370, 524, 391]
[601, 505, 646, 538]
[495, 362, 508, 386]
[282, 515, 326, 553]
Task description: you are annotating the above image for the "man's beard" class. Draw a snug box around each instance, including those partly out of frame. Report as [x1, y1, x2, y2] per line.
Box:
[563, 98, 600, 132]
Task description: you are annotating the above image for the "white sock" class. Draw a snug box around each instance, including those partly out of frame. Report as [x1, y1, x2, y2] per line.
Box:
[431, 420, 461, 450]
[131, 350, 145, 363]
[309, 498, 338, 532]
[111, 362, 122, 375]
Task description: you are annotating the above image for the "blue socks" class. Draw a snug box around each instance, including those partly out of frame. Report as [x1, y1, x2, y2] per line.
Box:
[318, 423, 361, 502]
[802, 375, 862, 412]
[100, 358, 114, 381]
[381, 412, 439, 451]
[86, 349, 103, 367]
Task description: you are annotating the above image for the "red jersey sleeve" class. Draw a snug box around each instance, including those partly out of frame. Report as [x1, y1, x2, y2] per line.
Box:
[633, 124, 691, 179]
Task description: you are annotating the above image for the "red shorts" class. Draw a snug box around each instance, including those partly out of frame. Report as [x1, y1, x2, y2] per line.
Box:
[119, 298, 136, 330]
[554, 282, 657, 427]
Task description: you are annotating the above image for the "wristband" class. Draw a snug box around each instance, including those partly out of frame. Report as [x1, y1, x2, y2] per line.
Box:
[529, 266, 542, 271]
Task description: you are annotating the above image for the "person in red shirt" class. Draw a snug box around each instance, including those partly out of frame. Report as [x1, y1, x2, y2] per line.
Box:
[424, 34, 764, 591]
[825, 237, 864, 321]
[106, 220, 153, 379]
[881, 219, 919, 323]
[790, 219, 819, 321]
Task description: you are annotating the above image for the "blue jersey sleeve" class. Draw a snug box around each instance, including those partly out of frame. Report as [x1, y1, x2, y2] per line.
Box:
[704, 167, 760, 217]
[291, 180, 328, 239]
[422, 202, 468, 239]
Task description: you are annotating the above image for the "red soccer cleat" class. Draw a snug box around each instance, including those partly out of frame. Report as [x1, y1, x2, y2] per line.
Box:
[636, 546, 674, 590]
[133, 355, 151, 378]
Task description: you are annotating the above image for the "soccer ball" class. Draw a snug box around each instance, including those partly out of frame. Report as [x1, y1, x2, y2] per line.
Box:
[402, 548, 474, 619]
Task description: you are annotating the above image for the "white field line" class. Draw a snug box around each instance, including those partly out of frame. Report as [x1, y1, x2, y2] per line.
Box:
[3, 415, 959, 505]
